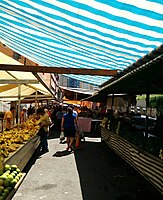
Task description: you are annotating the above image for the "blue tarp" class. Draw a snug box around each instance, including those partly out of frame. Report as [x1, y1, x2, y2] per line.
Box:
[0, 0, 163, 85]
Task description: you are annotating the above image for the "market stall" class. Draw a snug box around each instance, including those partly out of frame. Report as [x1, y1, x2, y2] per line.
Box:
[0, 117, 41, 199]
[0, 119, 40, 167]
[101, 127, 163, 195]
[3, 135, 40, 171]
[88, 52, 163, 195]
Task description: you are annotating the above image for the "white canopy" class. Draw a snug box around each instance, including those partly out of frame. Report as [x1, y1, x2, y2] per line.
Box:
[0, 52, 52, 101]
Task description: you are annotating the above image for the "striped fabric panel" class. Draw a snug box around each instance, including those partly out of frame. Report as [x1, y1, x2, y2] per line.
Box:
[131, 148, 163, 176]
[1, 0, 163, 85]
[130, 155, 163, 194]
[101, 128, 163, 195]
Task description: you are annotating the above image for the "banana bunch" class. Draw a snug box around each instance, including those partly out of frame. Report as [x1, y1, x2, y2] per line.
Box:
[0, 117, 40, 160]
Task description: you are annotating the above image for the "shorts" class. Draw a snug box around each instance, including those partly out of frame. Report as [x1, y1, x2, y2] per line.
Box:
[64, 127, 76, 137]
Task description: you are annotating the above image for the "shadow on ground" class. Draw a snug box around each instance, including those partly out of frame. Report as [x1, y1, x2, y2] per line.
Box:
[23, 129, 163, 200]
[52, 150, 72, 157]
[73, 138, 163, 200]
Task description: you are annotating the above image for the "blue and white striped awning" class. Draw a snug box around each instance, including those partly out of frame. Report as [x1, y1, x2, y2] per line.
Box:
[1, 0, 163, 86]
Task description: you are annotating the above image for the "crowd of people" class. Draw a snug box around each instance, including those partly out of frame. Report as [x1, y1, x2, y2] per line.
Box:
[3, 104, 99, 154]
[2, 103, 106, 155]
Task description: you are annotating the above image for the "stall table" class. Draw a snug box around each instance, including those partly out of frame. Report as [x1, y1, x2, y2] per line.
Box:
[4, 135, 40, 171]
[78, 117, 102, 134]
[78, 117, 92, 132]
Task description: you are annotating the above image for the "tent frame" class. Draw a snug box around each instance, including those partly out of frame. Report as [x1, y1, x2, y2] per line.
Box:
[0, 64, 117, 76]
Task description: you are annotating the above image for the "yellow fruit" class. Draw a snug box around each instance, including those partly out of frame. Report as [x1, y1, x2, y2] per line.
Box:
[11, 165, 17, 171]
[15, 176, 19, 181]
[6, 187, 12, 192]
[4, 165, 11, 171]
[3, 188, 9, 195]
[0, 186, 4, 191]
[13, 170, 18, 175]
[10, 172, 16, 178]
[17, 173, 23, 178]
[16, 168, 21, 173]
[0, 180, 3, 186]
[0, 175, 7, 180]
[10, 179, 17, 188]
[7, 175, 13, 181]
[5, 170, 10, 174]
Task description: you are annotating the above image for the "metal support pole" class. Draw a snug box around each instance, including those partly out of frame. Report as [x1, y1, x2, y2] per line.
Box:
[111, 94, 114, 111]
[35, 90, 38, 113]
[17, 84, 21, 124]
[145, 93, 150, 138]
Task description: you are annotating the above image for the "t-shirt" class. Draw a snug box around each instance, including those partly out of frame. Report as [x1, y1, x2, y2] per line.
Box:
[3, 111, 13, 130]
[56, 111, 63, 120]
[63, 113, 76, 129]
[73, 110, 78, 118]
[39, 113, 51, 132]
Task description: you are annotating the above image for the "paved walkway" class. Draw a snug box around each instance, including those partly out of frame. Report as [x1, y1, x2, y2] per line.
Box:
[12, 131, 162, 200]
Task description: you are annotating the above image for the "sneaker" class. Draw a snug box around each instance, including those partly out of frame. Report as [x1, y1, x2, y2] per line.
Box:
[40, 149, 49, 154]
[70, 146, 74, 152]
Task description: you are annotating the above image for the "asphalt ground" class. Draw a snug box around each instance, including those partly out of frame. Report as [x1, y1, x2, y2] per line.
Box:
[12, 130, 163, 200]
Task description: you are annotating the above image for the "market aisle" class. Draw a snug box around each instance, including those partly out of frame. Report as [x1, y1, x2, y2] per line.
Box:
[12, 133, 83, 200]
[12, 131, 162, 200]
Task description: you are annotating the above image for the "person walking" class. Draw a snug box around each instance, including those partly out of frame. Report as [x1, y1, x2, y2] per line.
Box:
[3, 106, 15, 131]
[61, 107, 78, 152]
[72, 105, 78, 119]
[56, 106, 63, 132]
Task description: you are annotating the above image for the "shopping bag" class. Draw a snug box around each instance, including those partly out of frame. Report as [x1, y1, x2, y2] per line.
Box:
[75, 134, 81, 148]
[60, 131, 65, 141]
[79, 127, 84, 139]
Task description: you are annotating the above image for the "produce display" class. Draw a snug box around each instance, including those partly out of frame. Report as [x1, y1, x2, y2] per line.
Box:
[0, 119, 40, 161]
[0, 164, 23, 200]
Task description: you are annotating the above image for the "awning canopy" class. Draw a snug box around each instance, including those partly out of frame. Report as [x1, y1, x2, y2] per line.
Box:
[99, 55, 163, 95]
[0, 52, 53, 101]
[82, 54, 163, 102]
[1, 0, 163, 86]
[61, 86, 95, 100]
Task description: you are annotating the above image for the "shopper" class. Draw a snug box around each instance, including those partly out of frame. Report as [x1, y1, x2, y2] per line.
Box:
[61, 107, 78, 152]
[72, 105, 78, 119]
[3, 106, 15, 131]
[56, 106, 63, 132]
[20, 107, 27, 124]
[37, 108, 51, 154]
[50, 106, 57, 130]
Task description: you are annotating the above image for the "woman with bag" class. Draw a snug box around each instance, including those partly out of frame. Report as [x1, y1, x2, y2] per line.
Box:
[61, 107, 78, 152]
